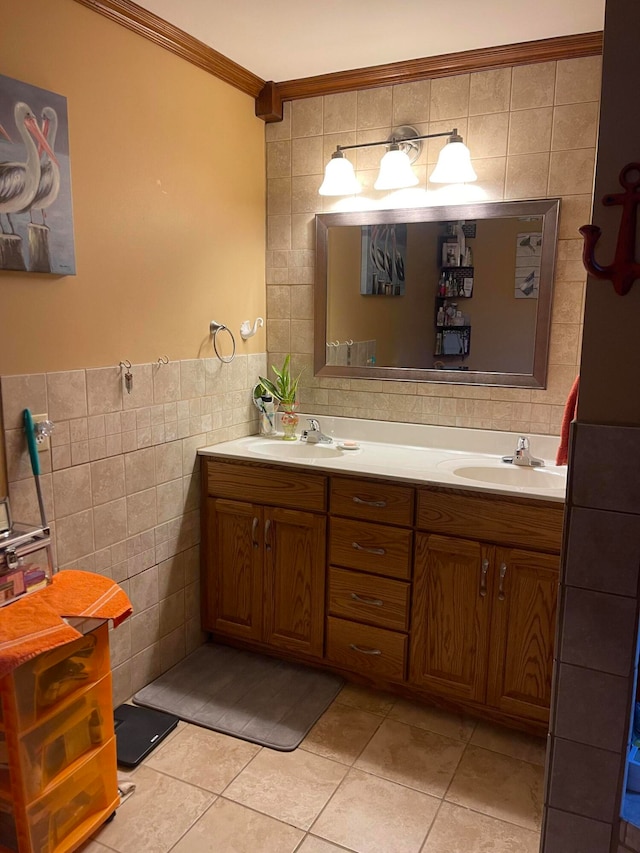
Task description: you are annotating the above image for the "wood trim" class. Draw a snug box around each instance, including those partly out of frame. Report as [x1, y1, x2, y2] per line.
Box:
[74, 0, 265, 97]
[276, 31, 603, 102]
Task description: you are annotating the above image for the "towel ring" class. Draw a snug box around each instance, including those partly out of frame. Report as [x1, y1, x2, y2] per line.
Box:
[209, 320, 236, 363]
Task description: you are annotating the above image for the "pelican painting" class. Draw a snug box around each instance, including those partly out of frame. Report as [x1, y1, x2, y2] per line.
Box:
[0, 72, 76, 274]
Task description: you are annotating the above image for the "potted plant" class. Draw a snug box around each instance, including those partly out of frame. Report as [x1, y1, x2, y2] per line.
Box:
[259, 355, 303, 440]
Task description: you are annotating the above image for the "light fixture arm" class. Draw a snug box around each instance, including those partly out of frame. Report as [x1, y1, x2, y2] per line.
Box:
[333, 128, 459, 156]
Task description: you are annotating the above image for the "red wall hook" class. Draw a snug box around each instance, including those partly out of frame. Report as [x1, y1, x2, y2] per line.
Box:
[580, 163, 640, 296]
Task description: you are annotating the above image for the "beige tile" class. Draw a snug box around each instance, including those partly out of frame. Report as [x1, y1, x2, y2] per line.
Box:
[552, 101, 599, 151]
[511, 62, 556, 110]
[312, 767, 439, 853]
[297, 837, 348, 853]
[292, 96, 323, 138]
[93, 498, 127, 550]
[224, 748, 346, 830]
[393, 79, 431, 125]
[267, 140, 291, 179]
[131, 642, 161, 693]
[323, 91, 357, 134]
[124, 447, 155, 494]
[558, 194, 592, 239]
[1, 373, 47, 429]
[147, 725, 259, 792]
[301, 703, 382, 765]
[77, 841, 112, 852]
[267, 285, 291, 320]
[354, 127, 392, 171]
[156, 478, 183, 524]
[292, 175, 321, 214]
[173, 797, 302, 853]
[154, 441, 182, 484]
[470, 721, 547, 766]
[388, 698, 476, 742]
[548, 148, 596, 196]
[52, 463, 91, 518]
[508, 107, 553, 155]
[55, 509, 94, 565]
[506, 152, 550, 199]
[548, 323, 581, 365]
[266, 100, 291, 142]
[267, 177, 291, 215]
[354, 719, 465, 797]
[122, 364, 153, 411]
[421, 801, 540, 853]
[468, 156, 506, 200]
[292, 212, 315, 249]
[291, 319, 314, 354]
[469, 68, 511, 115]
[47, 370, 87, 420]
[267, 215, 292, 251]
[291, 285, 313, 320]
[94, 765, 214, 853]
[86, 367, 122, 415]
[8, 474, 52, 528]
[552, 280, 585, 324]
[335, 683, 395, 715]
[430, 75, 470, 122]
[152, 361, 180, 404]
[159, 588, 184, 636]
[445, 745, 544, 830]
[292, 136, 324, 177]
[267, 318, 291, 353]
[357, 87, 393, 130]
[555, 56, 602, 105]
[91, 456, 125, 506]
[180, 360, 205, 399]
[130, 604, 159, 654]
[127, 488, 157, 536]
[467, 112, 509, 159]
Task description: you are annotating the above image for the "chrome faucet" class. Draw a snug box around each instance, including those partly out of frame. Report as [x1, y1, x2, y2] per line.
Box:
[502, 436, 545, 467]
[301, 418, 333, 444]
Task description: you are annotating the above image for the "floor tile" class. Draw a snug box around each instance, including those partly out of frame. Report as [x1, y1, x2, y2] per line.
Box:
[354, 719, 465, 797]
[145, 723, 260, 792]
[171, 797, 303, 852]
[445, 745, 544, 831]
[335, 683, 395, 715]
[388, 698, 477, 742]
[94, 766, 215, 853]
[78, 842, 111, 853]
[301, 703, 383, 764]
[297, 837, 354, 852]
[312, 767, 440, 853]
[224, 747, 347, 829]
[421, 801, 540, 852]
[470, 720, 547, 765]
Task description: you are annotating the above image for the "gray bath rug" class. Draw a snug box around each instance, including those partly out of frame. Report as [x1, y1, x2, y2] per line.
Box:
[133, 643, 344, 751]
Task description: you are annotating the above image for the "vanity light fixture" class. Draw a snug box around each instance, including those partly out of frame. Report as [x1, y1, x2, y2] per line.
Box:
[318, 125, 477, 196]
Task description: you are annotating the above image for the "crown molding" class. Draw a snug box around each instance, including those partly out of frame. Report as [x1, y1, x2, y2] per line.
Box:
[74, 0, 265, 97]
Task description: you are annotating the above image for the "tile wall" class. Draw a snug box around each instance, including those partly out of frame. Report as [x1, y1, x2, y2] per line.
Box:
[0, 353, 264, 705]
[265, 56, 602, 434]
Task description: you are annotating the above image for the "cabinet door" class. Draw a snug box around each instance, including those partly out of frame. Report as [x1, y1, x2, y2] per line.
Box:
[487, 548, 559, 722]
[205, 498, 264, 641]
[410, 534, 492, 703]
[264, 508, 326, 659]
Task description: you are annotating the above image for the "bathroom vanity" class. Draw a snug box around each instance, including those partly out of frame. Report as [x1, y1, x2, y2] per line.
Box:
[199, 420, 565, 736]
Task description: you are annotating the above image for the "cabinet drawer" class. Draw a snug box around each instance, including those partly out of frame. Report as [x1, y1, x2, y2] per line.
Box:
[328, 567, 410, 632]
[205, 460, 326, 512]
[330, 518, 412, 580]
[8, 624, 110, 730]
[330, 477, 414, 526]
[326, 616, 406, 681]
[416, 489, 563, 553]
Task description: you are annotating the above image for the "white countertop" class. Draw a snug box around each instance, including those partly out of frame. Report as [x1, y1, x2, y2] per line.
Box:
[198, 415, 567, 503]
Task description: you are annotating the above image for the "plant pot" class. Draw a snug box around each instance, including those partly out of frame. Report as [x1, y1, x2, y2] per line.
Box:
[280, 403, 299, 440]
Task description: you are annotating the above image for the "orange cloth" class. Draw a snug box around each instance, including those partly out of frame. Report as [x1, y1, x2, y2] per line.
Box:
[555, 376, 579, 466]
[0, 571, 132, 679]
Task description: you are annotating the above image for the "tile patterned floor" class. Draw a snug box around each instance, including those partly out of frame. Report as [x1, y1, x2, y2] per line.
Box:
[82, 684, 546, 853]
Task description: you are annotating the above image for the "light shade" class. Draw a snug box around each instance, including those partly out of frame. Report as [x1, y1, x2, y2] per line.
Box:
[318, 153, 361, 196]
[374, 147, 419, 190]
[429, 138, 477, 184]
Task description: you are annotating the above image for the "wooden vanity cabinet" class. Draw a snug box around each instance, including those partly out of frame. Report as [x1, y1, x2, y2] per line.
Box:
[204, 461, 327, 660]
[411, 489, 562, 725]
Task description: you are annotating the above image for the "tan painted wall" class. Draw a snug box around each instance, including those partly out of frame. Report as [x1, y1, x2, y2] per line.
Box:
[0, 0, 266, 377]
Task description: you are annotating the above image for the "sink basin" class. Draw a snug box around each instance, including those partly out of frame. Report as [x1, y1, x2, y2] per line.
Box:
[249, 440, 346, 460]
[438, 457, 566, 489]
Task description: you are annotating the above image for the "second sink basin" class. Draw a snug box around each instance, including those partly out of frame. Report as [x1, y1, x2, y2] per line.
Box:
[249, 440, 346, 460]
[438, 457, 566, 490]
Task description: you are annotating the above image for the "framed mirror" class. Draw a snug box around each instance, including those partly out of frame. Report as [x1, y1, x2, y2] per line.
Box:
[314, 198, 560, 388]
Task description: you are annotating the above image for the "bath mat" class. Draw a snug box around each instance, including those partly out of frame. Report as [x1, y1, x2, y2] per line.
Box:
[132, 643, 344, 751]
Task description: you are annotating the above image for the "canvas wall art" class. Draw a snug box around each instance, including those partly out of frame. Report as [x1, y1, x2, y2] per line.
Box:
[360, 223, 407, 296]
[0, 73, 76, 275]
[514, 231, 542, 299]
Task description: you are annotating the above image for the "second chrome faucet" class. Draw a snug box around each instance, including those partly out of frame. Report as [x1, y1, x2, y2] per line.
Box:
[301, 418, 333, 444]
[502, 436, 545, 467]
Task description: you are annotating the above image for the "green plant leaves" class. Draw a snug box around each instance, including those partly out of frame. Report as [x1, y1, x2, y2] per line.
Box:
[258, 354, 302, 405]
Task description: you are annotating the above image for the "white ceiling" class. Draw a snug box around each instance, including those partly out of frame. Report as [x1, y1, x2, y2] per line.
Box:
[136, 0, 605, 82]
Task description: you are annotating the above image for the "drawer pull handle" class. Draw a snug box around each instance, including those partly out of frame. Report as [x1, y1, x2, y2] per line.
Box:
[353, 496, 387, 508]
[352, 541, 385, 556]
[349, 644, 382, 656]
[350, 592, 384, 607]
[252, 517, 259, 549]
[479, 558, 489, 598]
[498, 563, 507, 601]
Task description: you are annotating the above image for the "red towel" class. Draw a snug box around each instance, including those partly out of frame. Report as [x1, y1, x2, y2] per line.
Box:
[0, 571, 132, 679]
[556, 376, 579, 465]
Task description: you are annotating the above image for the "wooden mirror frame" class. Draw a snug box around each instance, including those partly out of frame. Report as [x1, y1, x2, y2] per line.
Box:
[314, 198, 560, 388]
